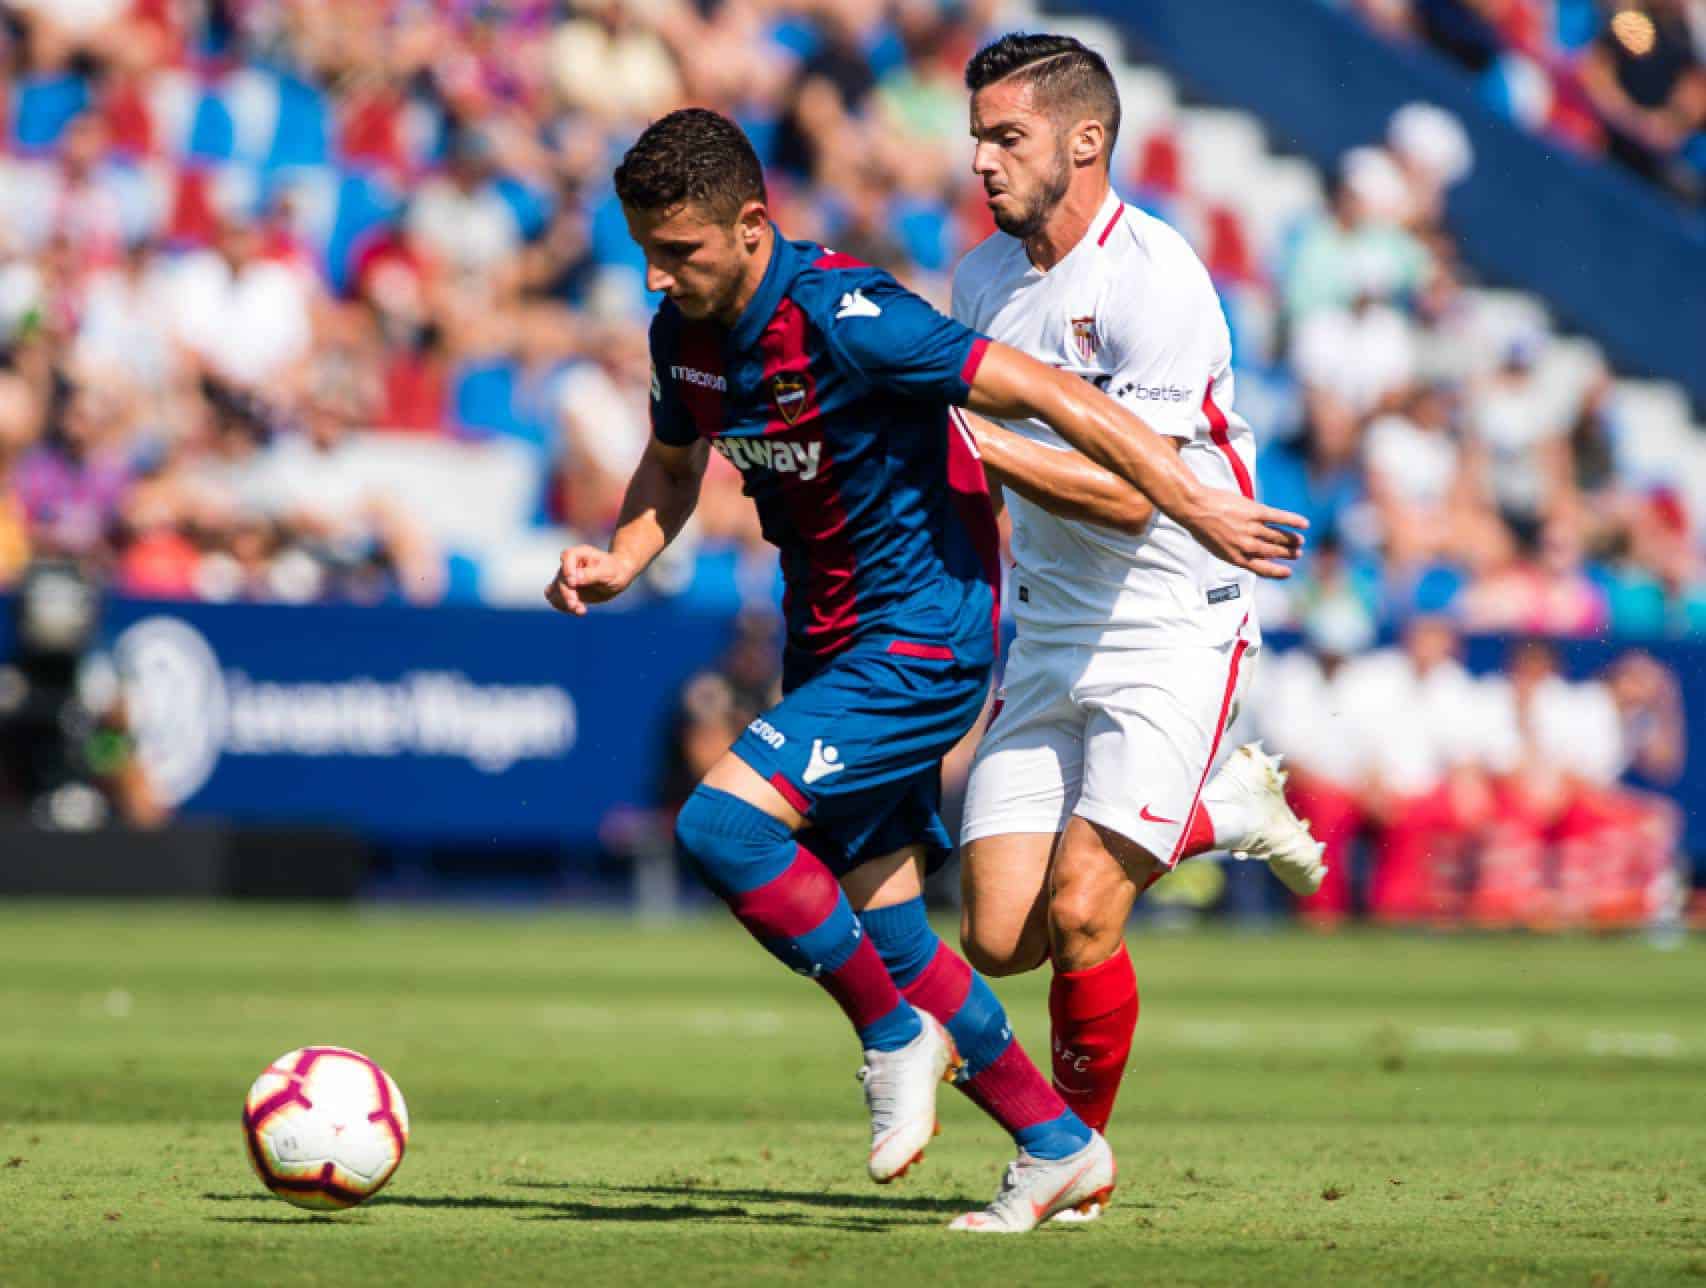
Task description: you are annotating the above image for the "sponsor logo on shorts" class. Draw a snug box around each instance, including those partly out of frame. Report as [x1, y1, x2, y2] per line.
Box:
[747, 717, 786, 750]
[1018, 584, 1030, 604]
[804, 739, 846, 785]
[1139, 804, 1178, 825]
[1207, 584, 1241, 605]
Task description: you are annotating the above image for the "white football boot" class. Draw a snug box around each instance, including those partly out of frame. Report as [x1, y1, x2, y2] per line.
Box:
[948, 1132, 1117, 1233]
[859, 1013, 960, 1183]
[1201, 742, 1327, 896]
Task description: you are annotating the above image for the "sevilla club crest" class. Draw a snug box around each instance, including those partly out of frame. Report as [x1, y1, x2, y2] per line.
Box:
[1069, 315, 1098, 364]
[771, 372, 809, 425]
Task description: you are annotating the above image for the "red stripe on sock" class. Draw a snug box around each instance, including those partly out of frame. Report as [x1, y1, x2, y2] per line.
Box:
[725, 849, 839, 940]
[962, 1041, 1071, 1134]
[820, 933, 911, 1032]
[1049, 946, 1139, 1135]
[897, 942, 973, 1018]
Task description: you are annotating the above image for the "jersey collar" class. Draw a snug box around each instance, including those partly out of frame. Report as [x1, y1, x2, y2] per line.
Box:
[728, 225, 795, 352]
[1084, 186, 1126, 256]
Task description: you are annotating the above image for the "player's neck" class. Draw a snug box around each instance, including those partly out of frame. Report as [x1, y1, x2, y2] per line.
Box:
[1024, 174, 1111, 273]
[715, 223, 777, 328]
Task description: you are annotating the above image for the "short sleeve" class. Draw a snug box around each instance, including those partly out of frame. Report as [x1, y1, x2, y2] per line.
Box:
[646, 313, 698, 447]
[1100, 240, 1228, 441]
[822, 271, 990, 404]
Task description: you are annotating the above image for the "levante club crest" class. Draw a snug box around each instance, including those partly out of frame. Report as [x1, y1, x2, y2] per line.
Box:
[771, 372, 809, 425]
[1069, 315, 1098, 364]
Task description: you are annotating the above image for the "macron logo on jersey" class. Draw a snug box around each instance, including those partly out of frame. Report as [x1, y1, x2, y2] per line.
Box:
[835, 290, 882, 320]
[671, 365, 727, 391]
[713, 437, 824, 481]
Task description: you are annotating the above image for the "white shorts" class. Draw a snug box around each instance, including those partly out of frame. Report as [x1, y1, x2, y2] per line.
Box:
[960, 629, 1258, 866]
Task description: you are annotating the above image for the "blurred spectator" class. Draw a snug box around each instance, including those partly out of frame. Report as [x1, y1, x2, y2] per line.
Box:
[16, 378, 134, 560]
[657, 612, 782, 813]
[1476, 640, 1681, 926]
[551, 324, 650, 535]
[1579, 0, 1706, 194]
[1363, 385, 1471, 570]
[168, 215, 316, 398]
[1285, 149, 1432, 319]
[1350, 0, 1706, 202]
[248, 390, 444, 605]
[549, 0, 682, 125]
[1387, 101, 1475, 229]
[405, 130, 523, 292]
[1260, 611, 1493, 924]
[0, 371, 39, 586]
[1606, 649, 1687, 786]
[0, 558, 166, 830]
[1459, 513, 1610, 636]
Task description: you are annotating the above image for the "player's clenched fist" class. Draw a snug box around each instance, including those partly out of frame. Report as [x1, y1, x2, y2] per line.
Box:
[545, 547, 636, 616]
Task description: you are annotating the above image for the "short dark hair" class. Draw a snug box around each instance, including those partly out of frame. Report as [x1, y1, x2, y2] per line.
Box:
[613, 108, 767, 223]
[965, 33, 1121, 156]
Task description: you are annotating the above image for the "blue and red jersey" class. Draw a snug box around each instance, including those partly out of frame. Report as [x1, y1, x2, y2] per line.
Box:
[648, 232, 1000, 663]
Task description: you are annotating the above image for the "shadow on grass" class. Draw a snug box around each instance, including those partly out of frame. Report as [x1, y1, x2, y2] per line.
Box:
[201, 1188, 909, 1233]
[520, 1180, 971, 1216]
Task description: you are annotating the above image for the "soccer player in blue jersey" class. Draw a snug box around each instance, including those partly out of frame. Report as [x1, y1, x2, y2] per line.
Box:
[547, 108, 1304, 1231]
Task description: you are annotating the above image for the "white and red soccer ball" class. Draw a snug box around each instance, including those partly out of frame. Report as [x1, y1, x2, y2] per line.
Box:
[243, 1047, 409, 1210]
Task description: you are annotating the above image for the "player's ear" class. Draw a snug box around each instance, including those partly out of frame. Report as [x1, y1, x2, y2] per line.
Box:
[1070, 119, 1105, 168]
[736, 200, 768, 251]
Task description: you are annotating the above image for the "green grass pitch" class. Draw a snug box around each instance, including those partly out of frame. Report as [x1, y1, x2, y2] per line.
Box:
[2, 902, 1703, 1285]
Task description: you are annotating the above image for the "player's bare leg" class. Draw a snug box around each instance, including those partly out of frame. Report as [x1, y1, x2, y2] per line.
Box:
[846, 847, 1112, 1228]
[1047, 816, 1151, 1137]
[675, 754, 949, 1183]
[957, 831, 1055, 978]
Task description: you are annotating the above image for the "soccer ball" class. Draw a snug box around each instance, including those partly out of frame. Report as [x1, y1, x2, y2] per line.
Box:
[243, 1046, 409, 1210]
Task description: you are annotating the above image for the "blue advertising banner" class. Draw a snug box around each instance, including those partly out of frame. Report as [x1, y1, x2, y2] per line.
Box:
[84, 599, 733, 844]
[2, 594, 1700, 863]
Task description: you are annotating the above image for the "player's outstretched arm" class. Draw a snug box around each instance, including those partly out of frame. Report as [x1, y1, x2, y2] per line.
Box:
[963, 342, 1307, 578]
[546, 437, 709, 616]
[957, 409, 1153, 535]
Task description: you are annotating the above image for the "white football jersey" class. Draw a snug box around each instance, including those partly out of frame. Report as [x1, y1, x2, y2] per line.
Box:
[952, 188, 1259, 649]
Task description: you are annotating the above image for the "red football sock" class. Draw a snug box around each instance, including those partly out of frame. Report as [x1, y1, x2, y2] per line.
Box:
[1179, 803, 1217, 859]
[1048, 944, 1139, 1134]
[899, 940, 1073, 1138]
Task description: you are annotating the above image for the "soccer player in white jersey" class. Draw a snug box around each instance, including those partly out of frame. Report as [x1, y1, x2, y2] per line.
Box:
[945, 35, 1327, 1226]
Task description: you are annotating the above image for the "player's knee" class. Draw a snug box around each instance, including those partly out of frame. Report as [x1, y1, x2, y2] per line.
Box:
[1049, 878, 1123, 958]
[959, 916, 1043, 978]
[674, 785, 796, 896]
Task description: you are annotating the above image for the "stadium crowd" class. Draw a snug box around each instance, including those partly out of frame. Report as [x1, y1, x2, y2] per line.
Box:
[0, 0, 1694, 920]
[0, 0, 1698, 633]
[1341, 0, 1706, 203]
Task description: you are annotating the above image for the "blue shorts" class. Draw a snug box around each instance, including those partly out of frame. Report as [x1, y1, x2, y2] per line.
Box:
[730, 635, 993, 878]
